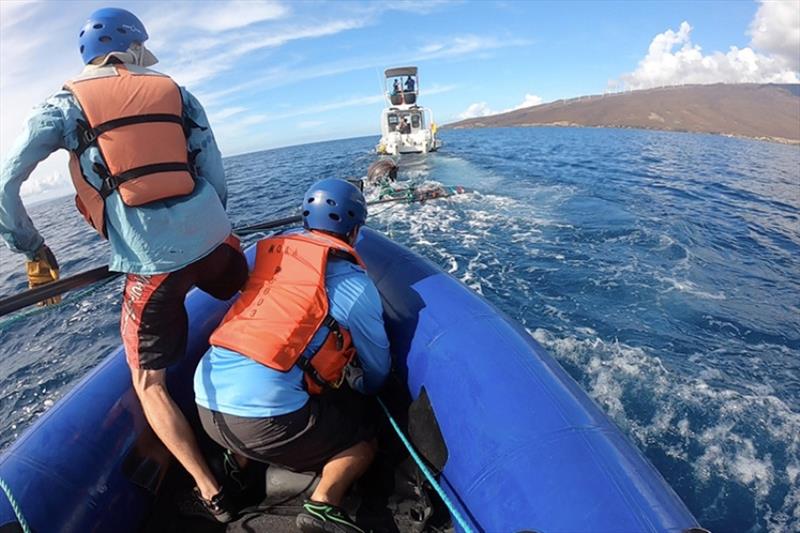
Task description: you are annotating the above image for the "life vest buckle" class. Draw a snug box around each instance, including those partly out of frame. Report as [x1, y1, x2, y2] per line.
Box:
[82, 128, 97, 145]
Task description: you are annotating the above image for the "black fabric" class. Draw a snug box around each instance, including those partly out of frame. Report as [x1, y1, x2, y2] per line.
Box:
[197, 388, 376, 473]
[124, 240, 248, 370]
[297, 315, 346, 391]
[94, 161, 193, 199]
[114, 162, 192, 184]
[74, 118, 94, 156]
[408, 387, 448, 473]
[93, 113, 184, 135]
[73, 114, 185, 157]
[296, 356, 328, 389]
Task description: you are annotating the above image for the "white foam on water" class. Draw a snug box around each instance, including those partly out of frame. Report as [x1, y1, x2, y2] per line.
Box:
[658, 275, 727, 300]
[366, 166, 799, 530]
[530, 327, 800, 532]
[369, 185, 557, 299]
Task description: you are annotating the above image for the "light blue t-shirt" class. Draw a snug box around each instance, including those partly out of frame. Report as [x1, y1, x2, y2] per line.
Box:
[194, 256, 392, 418]
[0, 64, 230, 273]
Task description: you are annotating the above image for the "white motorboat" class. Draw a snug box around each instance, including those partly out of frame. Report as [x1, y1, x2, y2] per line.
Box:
[376, 66, 442, 155]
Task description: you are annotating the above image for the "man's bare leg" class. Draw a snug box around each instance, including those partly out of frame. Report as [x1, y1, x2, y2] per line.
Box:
[310, 439, 377, 506]
[131, 367, 220, 500]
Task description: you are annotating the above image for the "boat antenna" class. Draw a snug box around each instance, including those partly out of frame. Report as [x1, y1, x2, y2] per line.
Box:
[375, 67, 386, 106]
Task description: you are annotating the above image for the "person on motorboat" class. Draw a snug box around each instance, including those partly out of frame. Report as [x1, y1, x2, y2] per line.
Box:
[0, 7, 247, 523]
[399, 117, 412, 134]
[392, 78, 401, 95]
[404, 76, 415, 92]
[194, 178, 391, 533]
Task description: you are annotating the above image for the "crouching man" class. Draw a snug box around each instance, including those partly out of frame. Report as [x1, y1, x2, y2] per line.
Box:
[194, 178, 391, 532]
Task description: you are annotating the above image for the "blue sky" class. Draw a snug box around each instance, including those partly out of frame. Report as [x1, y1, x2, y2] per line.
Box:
[1, 0, 798, 200]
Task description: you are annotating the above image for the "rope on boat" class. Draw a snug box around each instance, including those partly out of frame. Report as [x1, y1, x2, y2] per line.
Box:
[0, 476, 31, 533]
[376, 397, 475, 533]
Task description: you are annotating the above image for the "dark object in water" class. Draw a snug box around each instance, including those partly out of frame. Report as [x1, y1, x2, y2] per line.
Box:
[367, 160, 398, 187]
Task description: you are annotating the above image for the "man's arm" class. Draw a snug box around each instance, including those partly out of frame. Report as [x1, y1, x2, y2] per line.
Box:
[181, 88, 227, 208]
[0, 103, 66, 258]
[346, 279, 391, 394]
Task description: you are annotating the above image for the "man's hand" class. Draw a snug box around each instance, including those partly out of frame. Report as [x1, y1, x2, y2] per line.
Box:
[345, 363, 364, 393]
[26, 244, 61, 306]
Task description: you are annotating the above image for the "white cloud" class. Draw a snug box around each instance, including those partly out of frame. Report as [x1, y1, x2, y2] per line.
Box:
[144, 1, 289, 48]
[164, 18, 369, 87]
[0, 0, 508, 201]
[458, 102, 495, 119]
[19, 168, 71, 199]
[383, 0, 456, 15]
[1, 2, 82, 201]
[208, 106, 247, 123]
[512, 93, 543, 110]
[748, 0, 800, 70]
[416, 35, 531, 61]
[187, 1, 289, 33]
[620, 20, 799, 90]
[457, 92, 542, 120]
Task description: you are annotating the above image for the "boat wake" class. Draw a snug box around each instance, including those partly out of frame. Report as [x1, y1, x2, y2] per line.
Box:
[533, 327, 800, 533]
[363, 151, 800, 532]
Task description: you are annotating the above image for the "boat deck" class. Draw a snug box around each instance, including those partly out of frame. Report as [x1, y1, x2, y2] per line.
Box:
[142, 384, 454, 533]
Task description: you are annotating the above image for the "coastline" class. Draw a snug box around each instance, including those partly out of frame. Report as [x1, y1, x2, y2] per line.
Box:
[448, 121, 800, 146]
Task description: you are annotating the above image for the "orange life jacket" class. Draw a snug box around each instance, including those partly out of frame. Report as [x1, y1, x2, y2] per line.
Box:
[64, 63, 198, 238]
[210, 231, 367, 394]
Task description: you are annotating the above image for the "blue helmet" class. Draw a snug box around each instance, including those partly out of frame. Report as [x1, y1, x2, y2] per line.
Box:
[302, 179, 367, 236]
[79, 8, 148, 64]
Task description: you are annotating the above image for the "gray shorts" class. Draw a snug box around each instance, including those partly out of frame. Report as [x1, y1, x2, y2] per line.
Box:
[197, 388, 376, 473]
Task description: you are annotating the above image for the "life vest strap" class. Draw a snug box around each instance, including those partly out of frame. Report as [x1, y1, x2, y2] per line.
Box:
[296, 314, 346, 392]
[296, 356, 329, 390]
[329, 248, 359, 266]
[94, 113, 185, 135]
[93, 162, 193, 198]
[75, 114, 186, 156]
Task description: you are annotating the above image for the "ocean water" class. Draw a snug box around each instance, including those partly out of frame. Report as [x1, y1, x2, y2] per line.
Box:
[1, 127, 798, 532]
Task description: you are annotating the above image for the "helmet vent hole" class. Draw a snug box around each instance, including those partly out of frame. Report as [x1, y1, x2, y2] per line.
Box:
[79, 30, 85, 37]
[307, 198, 314, 203]
[117, 27, 127, 34]
[99, 36, 112, 43]
[329, 213, 341, 221]
[93, 23, 103, 29]
[80, 45, 85, 53]
[348, 210, 355, 218]
[302, 210, 310, 217]
[326, 199, 337, 206]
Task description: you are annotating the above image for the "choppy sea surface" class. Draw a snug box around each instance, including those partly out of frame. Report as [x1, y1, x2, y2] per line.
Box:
[1, 127, 798, 532]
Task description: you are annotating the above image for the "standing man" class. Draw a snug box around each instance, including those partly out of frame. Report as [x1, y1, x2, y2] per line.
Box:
[194, 178, 392, 533]
[0, 8, 246, 522]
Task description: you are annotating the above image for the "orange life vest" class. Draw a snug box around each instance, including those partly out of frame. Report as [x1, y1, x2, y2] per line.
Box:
[64, 63, 197, 238]
[210, 231, 367, 394]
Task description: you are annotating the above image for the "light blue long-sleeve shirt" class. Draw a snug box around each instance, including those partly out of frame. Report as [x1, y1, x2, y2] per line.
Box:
[0, 64, 231, 273]
[194, 256, 392, 418]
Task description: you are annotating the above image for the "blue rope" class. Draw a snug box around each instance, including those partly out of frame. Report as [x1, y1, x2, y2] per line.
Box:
[376, 397, 475, 533]
[0, 476, 31, 533]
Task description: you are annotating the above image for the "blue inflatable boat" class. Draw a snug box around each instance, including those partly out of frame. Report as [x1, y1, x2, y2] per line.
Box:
[0, 228, 705, 532]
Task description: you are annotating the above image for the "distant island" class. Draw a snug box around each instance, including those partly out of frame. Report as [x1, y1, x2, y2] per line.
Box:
[445, 84, 800, 145]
